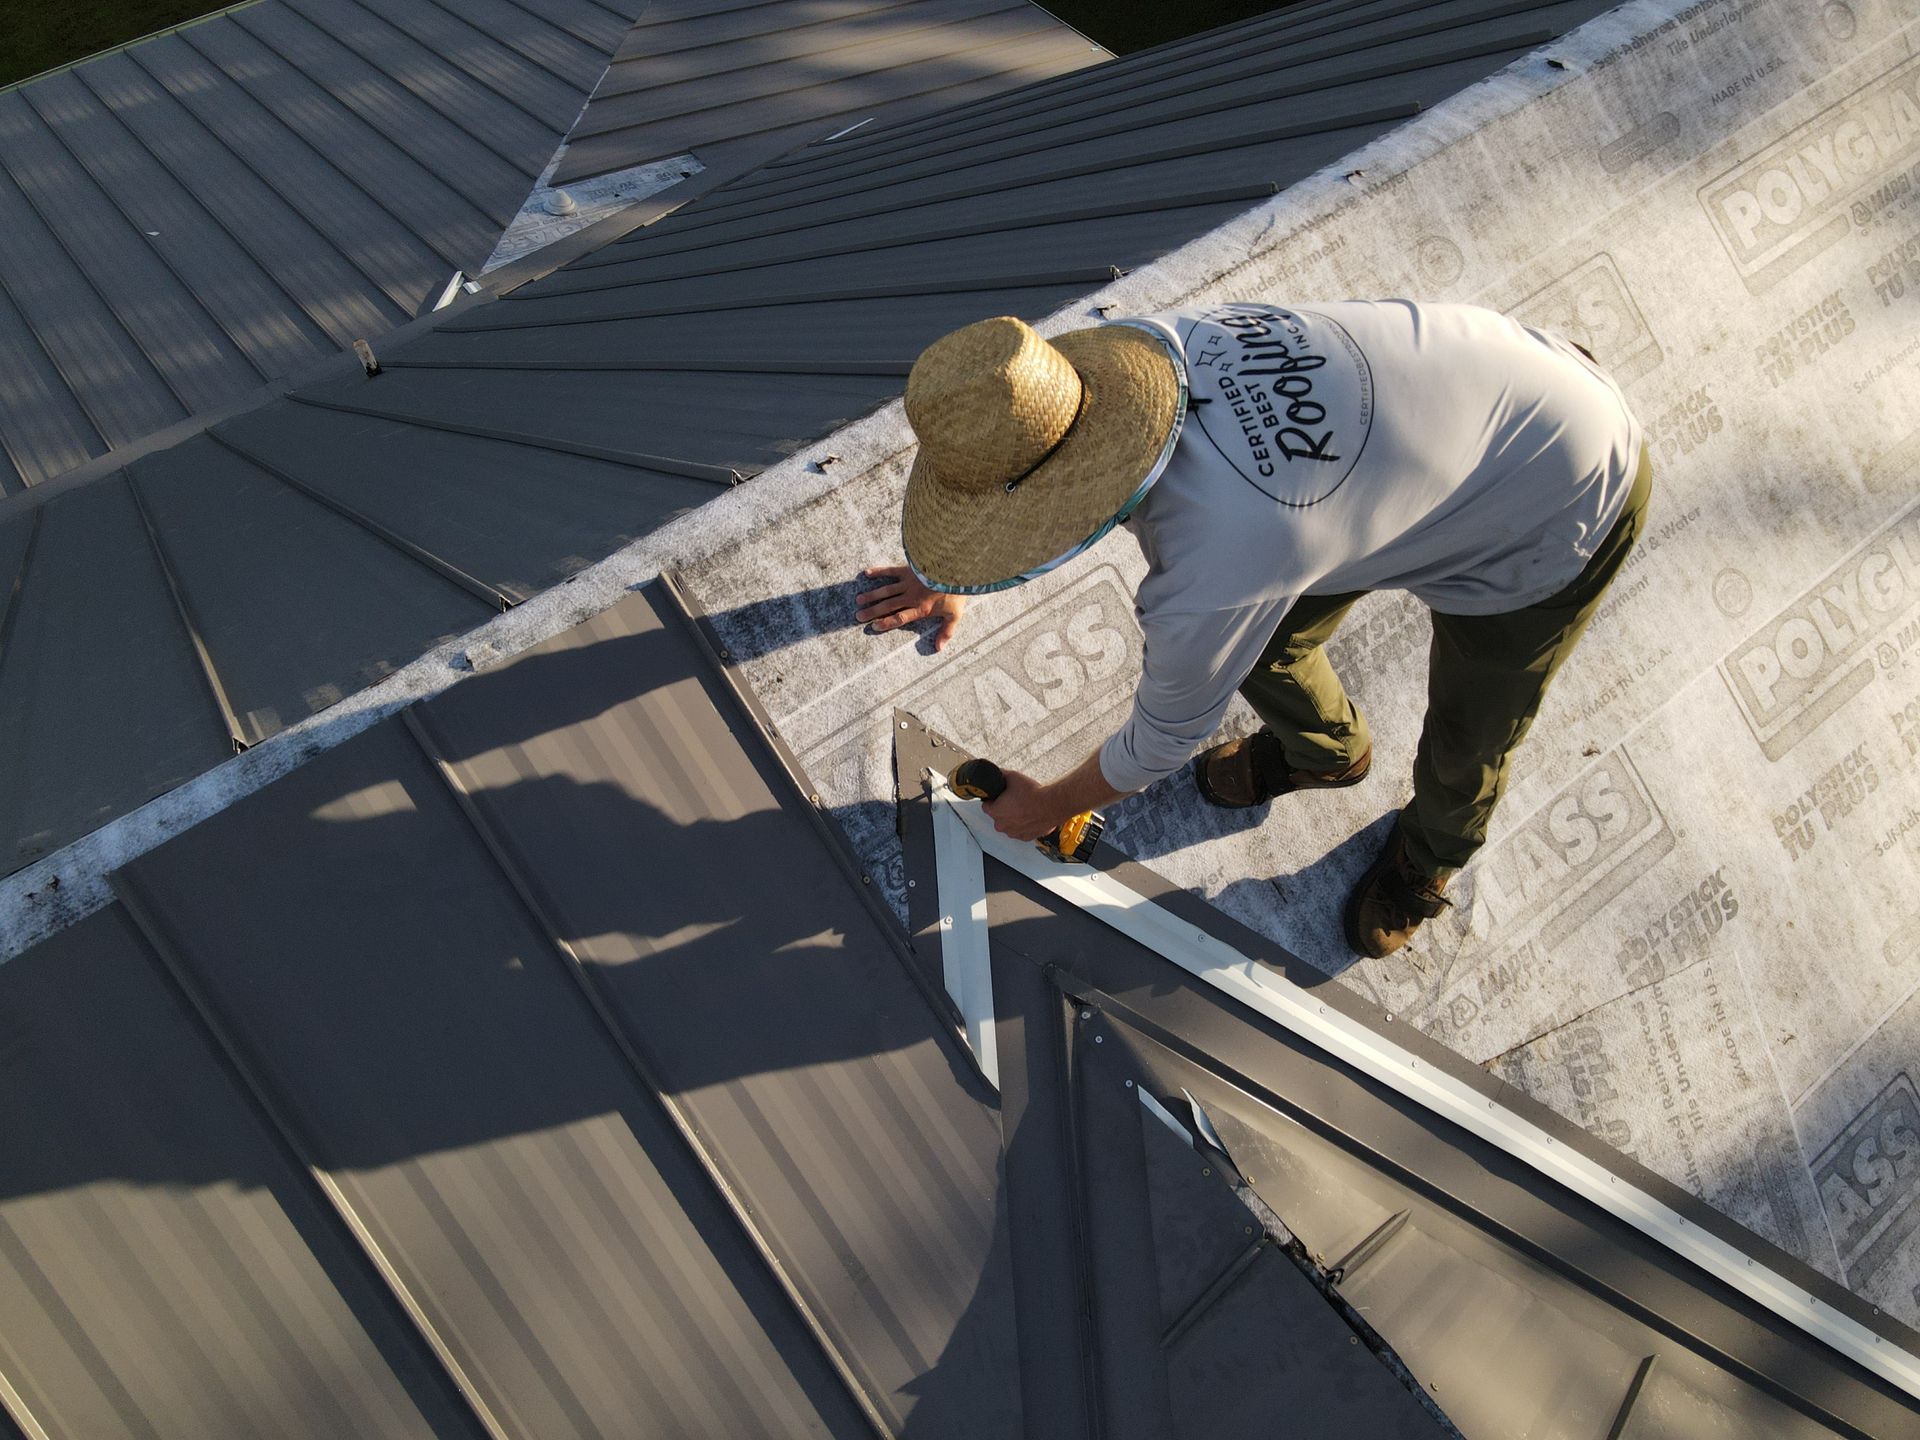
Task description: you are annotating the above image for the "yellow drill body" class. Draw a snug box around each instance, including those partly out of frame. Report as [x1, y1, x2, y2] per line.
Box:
[949, 759, 1104, 865]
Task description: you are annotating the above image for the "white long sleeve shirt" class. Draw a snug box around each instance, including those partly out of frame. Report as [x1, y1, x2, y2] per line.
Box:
[1097, 299, 1644, 795]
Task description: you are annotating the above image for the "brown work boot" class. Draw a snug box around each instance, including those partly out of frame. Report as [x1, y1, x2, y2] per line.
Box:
[1195, 730, 1371, 809]
[1344, 824, 1454, 959]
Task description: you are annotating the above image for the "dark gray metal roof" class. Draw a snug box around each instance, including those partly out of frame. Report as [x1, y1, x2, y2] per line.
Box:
[0, 0, 1623, 876]
[548, 0, 1106, 186]
[6, 580, 1912, 1436]
[0, 903, 489, 1440]
[0, 0, 648, 495]
[5, 579, 1013, 1437]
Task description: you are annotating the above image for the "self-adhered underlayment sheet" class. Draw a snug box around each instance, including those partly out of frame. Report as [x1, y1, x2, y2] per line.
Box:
[680, 0, 1920, 1327]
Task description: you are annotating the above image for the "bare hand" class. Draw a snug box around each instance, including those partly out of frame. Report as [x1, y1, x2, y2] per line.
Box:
[855, 565, 968, 651]
[982, 769, 1068, 842]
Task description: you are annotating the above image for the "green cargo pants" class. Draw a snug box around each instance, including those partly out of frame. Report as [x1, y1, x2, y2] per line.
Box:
[1239, 446, 1653, 876]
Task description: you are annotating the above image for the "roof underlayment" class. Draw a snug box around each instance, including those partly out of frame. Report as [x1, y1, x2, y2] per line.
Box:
[674, 0, 1920, 1338]
[3, 0, 1920, 1406]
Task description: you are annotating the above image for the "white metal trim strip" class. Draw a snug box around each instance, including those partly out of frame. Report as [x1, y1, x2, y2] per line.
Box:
[928, 776, 1920, 1401]
[932, 792, 999, 1090]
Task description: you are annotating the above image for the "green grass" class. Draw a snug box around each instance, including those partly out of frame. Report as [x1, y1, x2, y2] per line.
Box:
[0, 0, 1304, 90]
[1040, 1, 1305, 55]
[0, 0, 248, 88]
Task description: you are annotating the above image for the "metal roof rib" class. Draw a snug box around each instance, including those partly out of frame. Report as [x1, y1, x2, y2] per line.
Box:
[0, 510, 41, 672]
[590, 0, 990, 92]
[408, 0, 610, 92]
[121, 434, 499, 748]
[551, 15, 1093, 185]
[0, 905, 496, 1440]
[269, 0, 558, 173]
[122, 464, 252, 753]
[299, 0, 589, 127]
[0, 93, 243, 422]
[16, 75, 323, 382]
[0, 272, 108, 491]
[759, 0, 1569, 193]
[746, 0, 1436, 173]
[583, 103, 1418, 264]
[0, 478, 239, 871]
[204, 428, 516, 610]
[538, 184, 1281, 295]
[67, 58, 404, 350]
[498, 0, 641, 53]
[118, 42, 435, 319]
[111, 709, 884, 1439]
[170, 19, 501, 266]
[395, 697, 896, 1436]
[565, 3, 1059, 144]
[0, 95, 231, 431]
[400, 580, 1025, 1432]
[283, 391, 749, 482]
[700, 8, 1557, 210]
[223, 6, 524, 221]
[210, 399, 726, 601]
[457, 266, 1123, 330]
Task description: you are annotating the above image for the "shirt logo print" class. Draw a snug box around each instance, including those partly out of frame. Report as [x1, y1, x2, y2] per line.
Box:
[1183, 304, 1375, 507]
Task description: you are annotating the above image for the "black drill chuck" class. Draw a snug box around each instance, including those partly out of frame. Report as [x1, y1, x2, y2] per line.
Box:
[949, 758, 1103, 865]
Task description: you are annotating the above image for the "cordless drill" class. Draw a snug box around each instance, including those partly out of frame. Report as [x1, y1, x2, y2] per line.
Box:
[949, 758, 1104, 864]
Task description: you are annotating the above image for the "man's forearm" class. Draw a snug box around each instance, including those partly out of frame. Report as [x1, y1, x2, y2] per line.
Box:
[1045, 750, 1128, 821]
[978, 748, 1132, 843]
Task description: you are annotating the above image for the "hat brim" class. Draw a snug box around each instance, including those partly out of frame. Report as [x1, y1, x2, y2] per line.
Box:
[901, 324, 1184, 593]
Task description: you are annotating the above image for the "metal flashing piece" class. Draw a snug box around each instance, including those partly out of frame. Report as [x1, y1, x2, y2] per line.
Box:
[932, 775, 1920, 1403]
[932, 784, 998, 1087]
[897, 716, 1920, 1439]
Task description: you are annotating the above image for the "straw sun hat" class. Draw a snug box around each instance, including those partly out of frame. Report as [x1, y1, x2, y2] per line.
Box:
[901, 315, 1186, 593]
